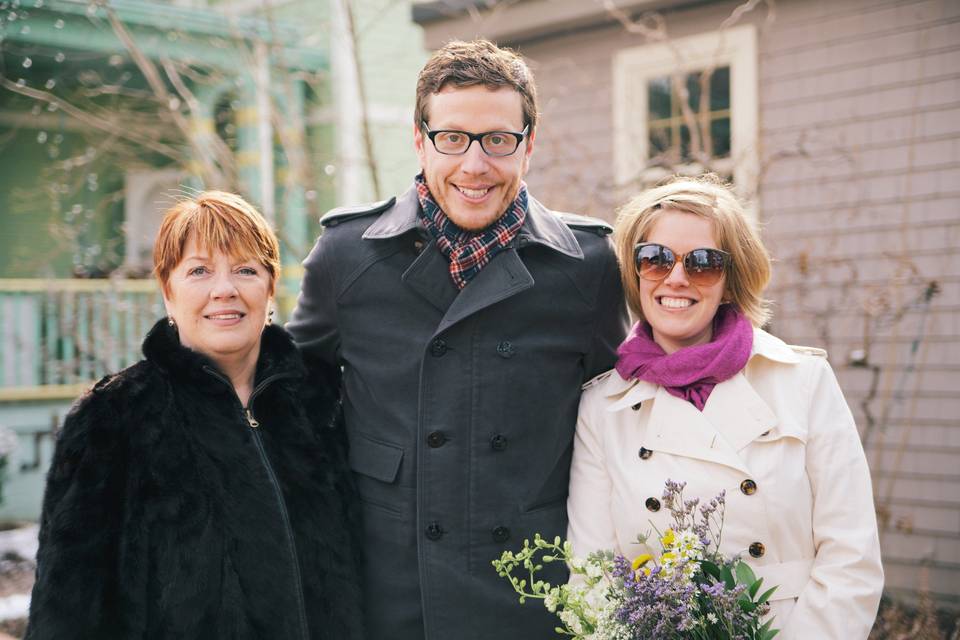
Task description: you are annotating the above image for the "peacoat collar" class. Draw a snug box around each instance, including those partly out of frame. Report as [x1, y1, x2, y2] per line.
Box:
[362, 183, 585, 259]
[593, 327, 804, 474]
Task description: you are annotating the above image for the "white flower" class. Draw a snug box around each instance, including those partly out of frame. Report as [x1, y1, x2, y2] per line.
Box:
[559, 608, 584, 634]
[544, 591, 560, 612]
[707, 612, 718, 624]
[585, 560, 603, 580]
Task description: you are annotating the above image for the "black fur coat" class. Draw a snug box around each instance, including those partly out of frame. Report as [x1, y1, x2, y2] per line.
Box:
[26, 320, 364, 640]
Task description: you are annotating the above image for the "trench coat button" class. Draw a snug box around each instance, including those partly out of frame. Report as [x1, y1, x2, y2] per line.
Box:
[426, 431, 447, 448]
[638, 447, 652, 460]
[490, 434, 508, 451]
[430, 338, 448, 357]
[740, 479, 758, 495]
[749, 542, 765, 558]
[425, 522, 443, 541]
[492, 526, 510, 543]
[631, 402, 642, 411]
[645, 497, 661, 512]
[496, 341, 515, 358]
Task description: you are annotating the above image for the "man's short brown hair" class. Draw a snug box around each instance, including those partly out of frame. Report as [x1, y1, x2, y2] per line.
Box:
[153, 191, 281, 297]
[415, 39, 539, 132]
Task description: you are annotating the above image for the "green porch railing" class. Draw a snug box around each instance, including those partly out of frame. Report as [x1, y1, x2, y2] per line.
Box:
[0, 278, 164, 401]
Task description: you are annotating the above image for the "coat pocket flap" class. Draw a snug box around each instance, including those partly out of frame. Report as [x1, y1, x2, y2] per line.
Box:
[348, 432, 403, 483]
[752, 558, 813, 601]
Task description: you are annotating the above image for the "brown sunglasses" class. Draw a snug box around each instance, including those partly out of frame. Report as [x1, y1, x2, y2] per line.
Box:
[634, 243, 730, 287]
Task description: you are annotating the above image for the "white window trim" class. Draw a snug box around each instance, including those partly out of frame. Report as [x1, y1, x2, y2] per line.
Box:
[612, 23, 759, 204]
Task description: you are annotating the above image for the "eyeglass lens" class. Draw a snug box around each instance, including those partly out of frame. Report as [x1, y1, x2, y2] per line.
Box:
[635, 244, 727, 286]
[431, 131, 522, 156]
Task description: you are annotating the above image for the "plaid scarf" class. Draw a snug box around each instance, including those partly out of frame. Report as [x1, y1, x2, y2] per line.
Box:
[415, 173, 528, 290]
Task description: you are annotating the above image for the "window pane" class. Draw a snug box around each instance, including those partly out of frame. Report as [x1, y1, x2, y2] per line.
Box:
[710, 66, 730, 111]
[711, 118, 731, 157]
[647, 76, 672, 121]
[680, 125, 691, 160]
[685, 71, 702, 110]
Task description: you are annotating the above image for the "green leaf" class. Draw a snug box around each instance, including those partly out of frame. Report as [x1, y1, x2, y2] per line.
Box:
[756, 585, 778, 605]
[735, 560, 757, 587]
[701, 560, 722, 581]
[749, 577, 764, 599]
[720, 565, 735, 589]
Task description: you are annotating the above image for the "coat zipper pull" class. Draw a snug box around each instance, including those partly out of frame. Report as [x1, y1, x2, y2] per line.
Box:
[245, 408, 260, 429]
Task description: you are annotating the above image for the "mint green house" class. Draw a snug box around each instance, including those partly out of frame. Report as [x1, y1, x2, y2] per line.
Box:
[0, 0, 426, 520]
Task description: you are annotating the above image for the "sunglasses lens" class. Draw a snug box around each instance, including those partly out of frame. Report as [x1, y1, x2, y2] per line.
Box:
[635, 244, 728, 285]
[684, 249, 727, 285]
[636, 244, 675, 281]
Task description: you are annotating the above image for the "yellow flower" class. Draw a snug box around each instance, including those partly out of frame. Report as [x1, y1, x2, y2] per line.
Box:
[631, 554, 653, 571]
[661, 529, 675, 547]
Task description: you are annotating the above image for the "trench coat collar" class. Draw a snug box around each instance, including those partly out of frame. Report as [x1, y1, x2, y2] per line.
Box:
[362, 183, 584, 259]
[595, 327, 798, 473]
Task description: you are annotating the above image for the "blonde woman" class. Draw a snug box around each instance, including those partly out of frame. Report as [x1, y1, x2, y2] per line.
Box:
[567, 175, 883, 639]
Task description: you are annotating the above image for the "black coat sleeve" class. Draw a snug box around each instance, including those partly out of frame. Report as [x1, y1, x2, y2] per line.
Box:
[287, 231, 342, 368]
[25, 381, 146, 639]
[584, 235, 629, 379]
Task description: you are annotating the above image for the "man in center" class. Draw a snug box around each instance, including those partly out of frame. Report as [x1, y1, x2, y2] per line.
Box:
[288, 39, 628, 639]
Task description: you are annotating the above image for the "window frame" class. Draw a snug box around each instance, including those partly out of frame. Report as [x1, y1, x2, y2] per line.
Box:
[612, 23, 759, 202]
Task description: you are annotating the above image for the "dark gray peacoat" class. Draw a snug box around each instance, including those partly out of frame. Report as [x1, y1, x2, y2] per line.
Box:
[287, 185, 628, 640]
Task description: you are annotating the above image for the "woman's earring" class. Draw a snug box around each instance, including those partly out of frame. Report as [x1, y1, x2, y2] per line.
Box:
[267, 308, 275, 326]
[167, 316, 176, 328]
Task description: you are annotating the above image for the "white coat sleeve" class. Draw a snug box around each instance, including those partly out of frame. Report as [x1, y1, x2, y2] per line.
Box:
[781, 357, 883, 640]
[566, 386, 620, 564]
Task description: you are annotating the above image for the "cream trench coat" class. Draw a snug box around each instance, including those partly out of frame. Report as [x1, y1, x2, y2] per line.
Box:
[567, 327, 883, 639]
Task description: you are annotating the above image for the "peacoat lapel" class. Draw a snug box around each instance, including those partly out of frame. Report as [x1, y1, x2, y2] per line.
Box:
[435, 248, 534, 334]
[402, 238, 459, 314]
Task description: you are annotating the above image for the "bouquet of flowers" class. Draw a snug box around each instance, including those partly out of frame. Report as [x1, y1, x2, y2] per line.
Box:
[492, 480, 779, 640]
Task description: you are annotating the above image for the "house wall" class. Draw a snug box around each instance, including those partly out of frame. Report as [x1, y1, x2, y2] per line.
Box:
[423, 0, 960, 607]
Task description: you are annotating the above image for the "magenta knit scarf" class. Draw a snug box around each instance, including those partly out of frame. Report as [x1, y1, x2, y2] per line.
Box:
[615, 305, 753, 411]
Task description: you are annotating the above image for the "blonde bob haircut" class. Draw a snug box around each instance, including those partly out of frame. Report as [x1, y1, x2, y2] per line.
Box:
[153, 191, 281, 298]
[614, 174, 772, 327]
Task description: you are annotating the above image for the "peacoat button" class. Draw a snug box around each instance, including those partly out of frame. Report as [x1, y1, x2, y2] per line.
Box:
[740, 479, 758, 495]
[430, 338, 448, 357]
[749, 542, 765, 558]
[413, 239, 425, 253]
[426, 430, 447, 448]
[496, 341, 515, 358]
[645, 497, 661, 512]
[490, 434, 508, 451]
[491, 526, 510, 543]
[425, 521, 443, 541]
[638, 447, 652, 460]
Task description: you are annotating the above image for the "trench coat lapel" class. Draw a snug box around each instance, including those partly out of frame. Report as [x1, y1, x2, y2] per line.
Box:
[701, 371, 779, 452]
[642, 372, 778, 474]
[435, 248, 534, 334]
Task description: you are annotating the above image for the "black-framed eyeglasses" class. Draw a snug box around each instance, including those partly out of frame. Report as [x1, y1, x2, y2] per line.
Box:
[634, 243, 731, 287]
[420, 120, 528, 157]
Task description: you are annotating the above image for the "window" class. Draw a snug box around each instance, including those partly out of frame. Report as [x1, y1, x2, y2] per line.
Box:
[613, 24, 758, 200]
